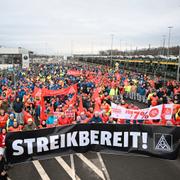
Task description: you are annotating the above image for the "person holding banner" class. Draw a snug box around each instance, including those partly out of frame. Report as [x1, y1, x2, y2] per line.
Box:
[6, 113, 16, 131]
[58, 112, 71, 125]
[23, 118, 36, 131]
[150, 92, 159, 106]
[175, 109, 180, 125]
[8, 120, 23, 132]
[89, 111, 102, 123]
[0, 152, 8, 180]
[106, 116, 116, 124]
[76, 112, 89, 124]
[101, 100, 111, 115]
[100, 110, 109, 123]
[0, 128, 6, 156]
[39, 120, 47, 129]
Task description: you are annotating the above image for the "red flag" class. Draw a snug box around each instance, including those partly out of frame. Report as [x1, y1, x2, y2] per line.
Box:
[78, 96, 84, 113]
[94, 101, 101, 113]
[92, 88, 100, 101]
[67, 70, 82, 76]
[32, 87, 42, 98]
[5, 89, 12, 99]
[43, 84, 77, 96]
[40, 84, 78, 121]
[40, 88, 47, 121]
[67, 93, 77, 106]
[92, 88, 101, 113]
[23, 110, 34, 124]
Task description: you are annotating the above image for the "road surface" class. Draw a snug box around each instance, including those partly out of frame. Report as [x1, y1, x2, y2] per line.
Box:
[8, 152, 180, 180]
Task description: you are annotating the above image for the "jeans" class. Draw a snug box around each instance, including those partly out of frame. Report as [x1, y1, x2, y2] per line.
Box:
[15, 112, 24, 125]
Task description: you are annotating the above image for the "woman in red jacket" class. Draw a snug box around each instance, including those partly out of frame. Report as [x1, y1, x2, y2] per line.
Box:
[0, 128, 6, 156]
[150, 93, 159, 106]
[100, 111, 109, 123]
[0, 109, 9, 129]
[58, 113, 71, 126]
[8, 121, 23, 132]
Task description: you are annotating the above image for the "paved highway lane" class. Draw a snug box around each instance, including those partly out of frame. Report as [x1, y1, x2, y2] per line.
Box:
[8, 152, 180, 180]
[102, 153, 180, 180]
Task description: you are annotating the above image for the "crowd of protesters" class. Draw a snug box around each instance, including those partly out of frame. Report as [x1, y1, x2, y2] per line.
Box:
[0, 62, 179, 159]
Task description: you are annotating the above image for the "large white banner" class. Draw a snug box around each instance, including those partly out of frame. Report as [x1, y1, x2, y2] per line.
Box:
[111, 103, 173, 120]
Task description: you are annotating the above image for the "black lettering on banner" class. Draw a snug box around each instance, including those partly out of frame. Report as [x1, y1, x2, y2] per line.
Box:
[5, 124, 180, 164]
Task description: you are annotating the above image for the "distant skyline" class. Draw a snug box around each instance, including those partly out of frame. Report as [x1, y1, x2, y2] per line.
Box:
[0, 0, 180, 55]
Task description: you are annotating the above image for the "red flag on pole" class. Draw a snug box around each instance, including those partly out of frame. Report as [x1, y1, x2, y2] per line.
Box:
[78, 96, 84, 113]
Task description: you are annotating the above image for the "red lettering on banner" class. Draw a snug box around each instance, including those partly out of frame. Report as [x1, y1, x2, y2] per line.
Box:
[67, 70, 82, 76]
[111, 103, 173, 120]
[149, 108, 159, 118]
[164, 108, 171, 115]
[133, 111, 140, 120]
[140, 111, 149, 119]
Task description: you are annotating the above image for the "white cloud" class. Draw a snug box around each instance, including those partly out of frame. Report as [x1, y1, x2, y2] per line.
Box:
[0, 0, 180, 54]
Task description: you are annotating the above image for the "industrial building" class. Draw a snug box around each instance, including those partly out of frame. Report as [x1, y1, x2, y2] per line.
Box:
[0, 47, 33, 69]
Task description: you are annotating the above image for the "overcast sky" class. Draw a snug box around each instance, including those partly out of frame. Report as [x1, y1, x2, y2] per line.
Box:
[0, 0, 180, 54]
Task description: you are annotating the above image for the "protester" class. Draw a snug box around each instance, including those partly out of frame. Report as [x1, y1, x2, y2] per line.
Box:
[46, 112, 58, 128]
[23, 118, 36, 131]
[0, 152, 7, 180]
[13, 97, 24, 125]
[58, 112, 70, 125]
[39, 120, 47, 129]
[0, 62, 179, 130]
[106, 116, 116, 124]
[150, 92, 159, 106]
[100, 110, 109, 123]
[89, 111, 103, 123]
[8, 120, 22, 132]
[6, 113, 16, 131]
[0, 128, 6, 156]
[0, 109, 8, 128]
[101, 100, 111, 115]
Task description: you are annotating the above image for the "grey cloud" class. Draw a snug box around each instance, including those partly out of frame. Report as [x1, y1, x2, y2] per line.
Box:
[0, 0, 179, 54]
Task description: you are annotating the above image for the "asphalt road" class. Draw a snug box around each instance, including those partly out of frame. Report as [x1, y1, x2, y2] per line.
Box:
[8, 152, 180, 180]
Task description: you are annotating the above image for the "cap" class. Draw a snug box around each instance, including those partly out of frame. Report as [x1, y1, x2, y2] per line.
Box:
[28, 118, 33, 122]
[10, 113, 14, 117]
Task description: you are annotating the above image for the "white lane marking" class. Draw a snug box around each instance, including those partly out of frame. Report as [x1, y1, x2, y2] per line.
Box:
[33, 160, 50, 180]
[76, 153, 105, 180]
[70, 154, 76, 180]
[55, 156, 81, 180]
[97, 152, 111, 180]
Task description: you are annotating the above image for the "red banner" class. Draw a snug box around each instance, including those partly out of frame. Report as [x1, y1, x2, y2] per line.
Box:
[42, 84, 77, 97]
[32, 87, 42, 98]
[67, 70, 82, 76]
[40, 84, 78, 120]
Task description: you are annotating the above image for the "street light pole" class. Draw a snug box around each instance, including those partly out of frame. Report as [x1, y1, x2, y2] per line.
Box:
[12, 59, 16, 87]
[71, 40, 74, 57]
[110, 34, 114, 67]
[167, 26, 173, 57]
[162, 35, 166, 55]
[177, 47, 180, 81]
[119, 39, 121, 55]
[164, 26, 173, 82]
